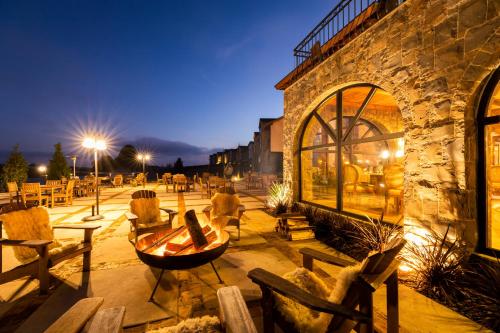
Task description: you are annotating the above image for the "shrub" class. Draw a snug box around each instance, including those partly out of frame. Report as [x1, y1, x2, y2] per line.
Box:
[266, 182, 291, 214]
[401, 225, 468, 303]
[2, 145, 29, 188]
[351, 213, 403, 253]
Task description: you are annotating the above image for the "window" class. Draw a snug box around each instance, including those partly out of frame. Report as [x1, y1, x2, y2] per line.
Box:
[478, 67, 500, 255]
[299, 84, 404, 223]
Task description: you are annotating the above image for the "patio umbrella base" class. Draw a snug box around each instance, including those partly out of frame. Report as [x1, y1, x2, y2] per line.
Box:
[82, 214, 104, 221]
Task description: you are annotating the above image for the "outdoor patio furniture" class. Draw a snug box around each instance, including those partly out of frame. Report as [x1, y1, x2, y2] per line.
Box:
[45, 180, 62, 186]
[7, 182, 21, 204]
[21, 182, 49, 207]
[172, 174, 187, 192]
[248, 238, 406, 333]
[0, 203, 100, 294]
[384, 164, 404, 214]
[52, 179, 75, 206]
[44, 297, 125, 333]
[112, 174, 123, 188]
[199, 177, 210, 199]
[203, 192, 245, 240]
[125, 190, 178, 243]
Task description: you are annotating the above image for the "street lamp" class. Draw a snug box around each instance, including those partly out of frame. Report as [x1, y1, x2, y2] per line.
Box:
[136, 153, 151, 187]
[82, 137, 107, 221]
[38, 165, 47, 182]
[71, 155, 77, 178]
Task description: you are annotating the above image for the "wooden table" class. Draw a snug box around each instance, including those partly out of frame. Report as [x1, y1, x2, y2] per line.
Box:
[41, 184, 64, 208]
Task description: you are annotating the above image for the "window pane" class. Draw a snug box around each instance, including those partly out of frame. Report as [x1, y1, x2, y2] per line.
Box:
[302, 116, 331, 148]
[316, 95, 337, 132]
[487, 82, 500, 117]
[301, 148, 337, 209]
[485, 123, 500, 250]
[342, 138, 404, 223]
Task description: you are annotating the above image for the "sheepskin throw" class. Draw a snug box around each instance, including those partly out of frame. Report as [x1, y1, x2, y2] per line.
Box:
[211, 193, 240, 218]
[0, 207, 60, 263]
[130, 198, 161, 227]
[275, 265, 361, 333]
[146, 315, 221, 333]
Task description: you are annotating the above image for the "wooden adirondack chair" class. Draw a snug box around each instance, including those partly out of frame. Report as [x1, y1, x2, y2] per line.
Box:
[53, 179, 75, 206]
[112, 174, 123, 188]
[21, 182, 49, 207]
[248, 238, 406, 333]
[7, 182, 21, 204]
[0, 203, 100, 294]
[125, 190, 178, 243]
[203, 192, 245, 240]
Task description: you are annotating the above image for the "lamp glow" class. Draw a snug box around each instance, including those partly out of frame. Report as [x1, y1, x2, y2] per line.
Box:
[380, 150, 390, 159]
[38, 165, 47, 173]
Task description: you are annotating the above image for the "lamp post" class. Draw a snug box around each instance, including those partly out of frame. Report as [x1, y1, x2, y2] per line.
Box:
[71, 156, 77, 178]
[137, 153, 151, 188]
[82, 137, 106, 221]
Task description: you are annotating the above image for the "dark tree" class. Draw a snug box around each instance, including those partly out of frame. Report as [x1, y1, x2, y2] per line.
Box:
[115, 144, 138, 171]
[2, 144, 29, 188]
[48, 143, 70, 180]
[98, 154, 116, 173]
[173, 157, 184, 173]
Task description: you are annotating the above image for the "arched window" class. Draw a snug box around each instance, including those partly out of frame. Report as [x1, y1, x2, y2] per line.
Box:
[299, 84, 404, 223]
[478, 67, 500, 255]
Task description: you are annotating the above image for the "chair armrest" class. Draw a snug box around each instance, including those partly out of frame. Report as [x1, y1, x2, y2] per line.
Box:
[0, 238, 53, 248]
[217, 286, 257, 333]
[159, 208, 178, 216]
[248, 268, 370, 323]
[53, 224, 101, 230]
[202, 205, 212, 213]
[238, 205, 246, 213]
[125, 211, 138, 220]
[300, 247, 358, 268]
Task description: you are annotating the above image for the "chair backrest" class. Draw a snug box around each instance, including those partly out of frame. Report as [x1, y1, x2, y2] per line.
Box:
[0, 204, 56, 262]
[211, 193, 240, 217]
[488, 165, 500, 184]
[65, 179, 76, 195]
[113, 174, 123, 185]
[136, 173, 145, 181]
[327, 238, 406, 331]
[46, 180, 61, 186]
[22, 183, 41, 195]
[384, 164, 404, 190]
[129, 191, 161, 225]
[173, 174, 186, 183]
[343, 164, 359, 185]
[7, 181, 18, 193]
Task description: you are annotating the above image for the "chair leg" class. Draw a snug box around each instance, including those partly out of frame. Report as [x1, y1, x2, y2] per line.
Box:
[260, 286, 275, 333]
[386, 272, 399, 333]
[36, 246, 50, 294]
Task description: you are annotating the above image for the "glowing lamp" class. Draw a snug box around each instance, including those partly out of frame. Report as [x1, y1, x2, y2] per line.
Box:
[38, 165, 47, 173]
[380, 150, 390, 159]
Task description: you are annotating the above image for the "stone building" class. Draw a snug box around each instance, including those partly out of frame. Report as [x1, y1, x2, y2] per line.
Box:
[278, 0, 499, 255]
[253, 118, 284, 175]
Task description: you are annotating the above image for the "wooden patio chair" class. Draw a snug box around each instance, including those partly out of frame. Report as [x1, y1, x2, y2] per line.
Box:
[125, 190, 178, 243]
[248, 238, 406, 333]
[53, 179, 75, 206]
[112, 174, 123, 188]
[203, 192, 245, 240]
[44, 297, 125, 333]
[384, 164, 404, 214]
[21, 182, 49, 207]
[0, 203, 100, 294]
[199, 177, 210, 199]
[173, 174, 187, 192]
[7, 182, 21, 204]
[162, 173, 173, 192]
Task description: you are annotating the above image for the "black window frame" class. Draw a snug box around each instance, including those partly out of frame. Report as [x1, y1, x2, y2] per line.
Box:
[298, 83, 404, 223]
[476, 66, 500, 257]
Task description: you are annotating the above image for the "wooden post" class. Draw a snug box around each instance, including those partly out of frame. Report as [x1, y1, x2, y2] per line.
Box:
[260, 285, 275, 333]
[303, 253, 313, 271]
[83, 229, 93, 271]
[184, 210, 208, 249]
[36, 245, 50, 294]
[386, 271, 399, 333]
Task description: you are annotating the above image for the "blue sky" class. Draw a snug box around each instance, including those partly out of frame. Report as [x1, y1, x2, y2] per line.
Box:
[0, 0, 336, 165]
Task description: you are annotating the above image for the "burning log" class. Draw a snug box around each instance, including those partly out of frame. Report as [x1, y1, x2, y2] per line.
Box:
[166, 225, 211, 252]
[184, 210, 209, 250]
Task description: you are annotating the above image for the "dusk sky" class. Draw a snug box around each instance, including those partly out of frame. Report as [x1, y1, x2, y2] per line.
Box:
[0, 0, 335, 165]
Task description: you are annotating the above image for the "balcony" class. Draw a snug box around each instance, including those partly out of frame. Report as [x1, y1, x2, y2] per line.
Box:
[275, 0, 405, 90]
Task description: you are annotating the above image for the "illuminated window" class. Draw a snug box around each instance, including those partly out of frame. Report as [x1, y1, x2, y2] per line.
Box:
[479, 67, 500, 254]
[299, 84, 404, 223]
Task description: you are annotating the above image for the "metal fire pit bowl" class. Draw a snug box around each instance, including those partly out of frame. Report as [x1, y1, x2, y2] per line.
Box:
[135, 229, 230, 301]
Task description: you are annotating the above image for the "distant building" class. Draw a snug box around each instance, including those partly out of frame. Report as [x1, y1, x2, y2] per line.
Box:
[208, 117, 283, 177]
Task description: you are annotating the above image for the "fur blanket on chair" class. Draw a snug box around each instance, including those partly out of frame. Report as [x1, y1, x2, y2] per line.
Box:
[147, 315, 221, 333]
[130, 198, 162, 227]
[275, 265, 361, 333]
[0, 207, 79, 263]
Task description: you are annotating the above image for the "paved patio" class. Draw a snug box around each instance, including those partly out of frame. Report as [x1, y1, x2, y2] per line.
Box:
[0, 182, 491, 332]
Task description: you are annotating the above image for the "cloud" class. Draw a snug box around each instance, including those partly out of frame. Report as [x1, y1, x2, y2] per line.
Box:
[215, 35, 254, 60]
[120, 137, 221, 166]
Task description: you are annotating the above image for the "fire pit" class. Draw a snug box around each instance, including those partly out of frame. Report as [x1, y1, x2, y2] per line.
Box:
[135, 213, 230, 301]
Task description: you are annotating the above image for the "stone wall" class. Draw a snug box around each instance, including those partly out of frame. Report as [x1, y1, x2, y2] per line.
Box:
[282, 0, 500, 248]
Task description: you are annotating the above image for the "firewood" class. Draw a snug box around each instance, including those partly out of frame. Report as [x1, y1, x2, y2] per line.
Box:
[184, 210, 208, 249]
